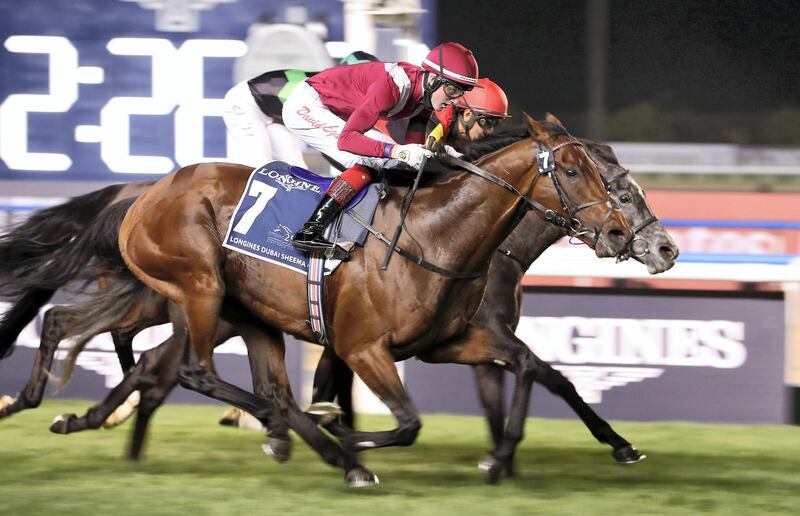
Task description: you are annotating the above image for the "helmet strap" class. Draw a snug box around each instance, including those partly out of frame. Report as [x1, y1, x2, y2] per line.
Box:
[422, 70, 446, 110]
[457, 111, 477, 141]
[423, 44, 450, 110]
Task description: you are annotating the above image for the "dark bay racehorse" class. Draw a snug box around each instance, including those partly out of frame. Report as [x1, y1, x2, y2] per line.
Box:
[406, 129, 678, 480]
[111, 115, 630, 483]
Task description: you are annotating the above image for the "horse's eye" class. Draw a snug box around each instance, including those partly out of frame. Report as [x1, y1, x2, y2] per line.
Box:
[619, 194, 631, 204]
[565, 168, 578, 178]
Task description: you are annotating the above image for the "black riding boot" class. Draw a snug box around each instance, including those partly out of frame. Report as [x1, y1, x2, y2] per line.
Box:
[292, 195, 347, 258]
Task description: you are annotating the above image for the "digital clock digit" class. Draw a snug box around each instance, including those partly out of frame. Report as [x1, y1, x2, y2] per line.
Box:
[0, 35, 247, 175]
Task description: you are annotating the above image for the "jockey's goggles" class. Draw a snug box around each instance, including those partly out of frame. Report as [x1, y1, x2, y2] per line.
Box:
[442, 81, 466, 99]
[475, 113, 501, 129]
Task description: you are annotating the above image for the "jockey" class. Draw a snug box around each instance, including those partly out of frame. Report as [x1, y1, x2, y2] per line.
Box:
[425, 77, 511, 151]
[282, 42, 480, 255]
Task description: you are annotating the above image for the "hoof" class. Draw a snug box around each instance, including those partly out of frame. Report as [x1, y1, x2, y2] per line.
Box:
[102, 391, 140, 429]
[218, 407, 240, 427]
[613, 445, 646, 464]
[261, 436, 292, 463]
[345, 466, 379, 488]
[0, 394, 16, 416]
[50, 413, 76, 434]
[223, 408, 266, 431]
[478, 454, 504, 485]
[306, 401, 344, 427]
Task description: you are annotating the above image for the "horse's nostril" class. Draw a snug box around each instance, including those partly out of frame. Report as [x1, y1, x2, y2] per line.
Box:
[659, 245, 676, 260]
[607, 228, 627, 241]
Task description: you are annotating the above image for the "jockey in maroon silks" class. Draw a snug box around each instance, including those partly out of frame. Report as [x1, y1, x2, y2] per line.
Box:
[281, 42, 480, 255]
[425, 77, 512, 151]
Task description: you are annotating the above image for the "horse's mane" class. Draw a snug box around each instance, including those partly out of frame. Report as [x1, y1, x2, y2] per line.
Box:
[578, 138, 620, 166]
[459, 124, 529, 162]
[460, 120, 571, 162]
[384, 119, 576, 188]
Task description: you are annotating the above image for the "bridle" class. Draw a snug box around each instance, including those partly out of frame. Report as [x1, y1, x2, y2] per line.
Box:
[603, 167, 659, 259]
[533, 139, 621, 249]
[352, 134, 623, 279]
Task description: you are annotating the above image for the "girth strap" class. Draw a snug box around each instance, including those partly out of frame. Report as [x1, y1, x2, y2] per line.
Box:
[347, 210, 486, 279]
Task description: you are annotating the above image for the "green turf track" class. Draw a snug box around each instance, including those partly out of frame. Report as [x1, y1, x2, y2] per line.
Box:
[0, 400, 797, 515]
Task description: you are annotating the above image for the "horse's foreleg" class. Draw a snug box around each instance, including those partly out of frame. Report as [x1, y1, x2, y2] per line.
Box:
[328, 340, 421, 453]
[527, 354, 644, 464]
[418, 324, 535, 484]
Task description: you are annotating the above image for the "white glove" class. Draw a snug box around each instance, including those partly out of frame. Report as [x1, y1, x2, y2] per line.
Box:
[391, 144, 433, 170]
[443, 144, 463, 159]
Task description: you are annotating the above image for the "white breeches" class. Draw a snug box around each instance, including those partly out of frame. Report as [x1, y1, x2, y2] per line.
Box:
[222, 80, 307, 169]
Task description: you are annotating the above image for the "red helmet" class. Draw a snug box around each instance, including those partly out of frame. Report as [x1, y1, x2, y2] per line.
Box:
[421, 42, 479, 89]
[455, 78, 511, 118]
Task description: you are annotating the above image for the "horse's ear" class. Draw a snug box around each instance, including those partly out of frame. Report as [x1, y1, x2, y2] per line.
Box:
[522, 112, 548, 138]
[545, 112, 565, 127]
[582, 140, 620, 166]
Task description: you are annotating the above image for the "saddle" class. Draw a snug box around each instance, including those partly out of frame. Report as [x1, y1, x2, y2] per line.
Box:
[222, 161, 385, 346]
[222, 161, 382, 274]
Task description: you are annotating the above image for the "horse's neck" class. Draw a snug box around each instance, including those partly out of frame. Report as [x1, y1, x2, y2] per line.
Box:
[410, 142, 538, 274]
[500, 214, 566, 269]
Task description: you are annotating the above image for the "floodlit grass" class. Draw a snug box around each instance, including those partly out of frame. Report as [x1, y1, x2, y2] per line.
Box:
[0, 400, 798, 515]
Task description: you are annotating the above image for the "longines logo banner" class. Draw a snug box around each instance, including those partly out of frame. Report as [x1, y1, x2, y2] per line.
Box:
[516, 316, 746, 403]
[509, 291, 787, 424]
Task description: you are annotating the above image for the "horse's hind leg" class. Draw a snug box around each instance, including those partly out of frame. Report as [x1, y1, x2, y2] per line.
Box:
[308, 347, 355, 428]
[49, 337, 175, 436]
[129, 316, 233, 461]
[109, 296, 169, 372]
[110, 327, 138, 371]
[0, 305, 74, 419]
[127, 336, 183, 460]
[240, 324, 292, 461]
[103, 306, 171, 429]
[0, 288, 55, 360]
[159, 285, 371, 483]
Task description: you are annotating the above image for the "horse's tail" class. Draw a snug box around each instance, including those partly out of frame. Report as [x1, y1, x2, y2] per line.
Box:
[0, 197, 135, 298]
[0, 288, 56, 359]
[0, 184, 124, 283]
[57, 272, 153, 386]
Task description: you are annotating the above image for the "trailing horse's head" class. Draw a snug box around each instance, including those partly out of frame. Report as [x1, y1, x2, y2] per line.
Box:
[583, 140, 679, 273]
[520, 113, 633, 257]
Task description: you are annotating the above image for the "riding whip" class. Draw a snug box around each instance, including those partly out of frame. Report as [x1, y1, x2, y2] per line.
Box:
[381, 155, 428, 270]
